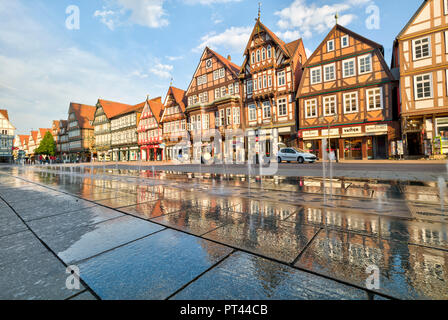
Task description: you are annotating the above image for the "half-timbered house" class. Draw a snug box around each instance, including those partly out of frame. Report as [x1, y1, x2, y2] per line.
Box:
[297, 24, 398, 160]
[110, 102, 144, 161]
[0, 109, 15, 163]
[138, 97, 164, 161]
[160, 86, 188, 161]
[391, 0, 448, 157]
[57, 120, 69, 162]
[185, 47, 243, 163]
[240, 18, 307, 162]
[67, 103, 96, 162]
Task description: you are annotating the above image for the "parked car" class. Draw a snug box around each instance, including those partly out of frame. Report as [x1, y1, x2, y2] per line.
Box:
[277, 148, 317, 164]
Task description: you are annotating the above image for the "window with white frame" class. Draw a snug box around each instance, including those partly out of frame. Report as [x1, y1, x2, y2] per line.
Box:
[324, 64, 336, 82]
[199, 92, 208, 103]
[323, 96, 337, 116]
[213, 70, 219, 80]
[327, 40, 335, 52]
[343, 58, 356, 78]
[341, 35, 349, 48]
[247, 80, 253, 95]
[228, 84, 234, 95]
[262, 48, 266, 60]
[268, 76, 272, 87]
[305, 99, 317, 118]
[221, 86, 226, 97]
[267, 45, 272, 59]
[233, 107, 240, 125]
[197, 75, 207, 85]
[263, 75, 267, 88]
[219, 68, 225, 78]
[445, 31, 448, 53]
[258, 76, 262, 89]
[358, 54, 372, 74]
[366, 88, 383, 110]
[343, 92, 358, 113]
[196, 115, 201, 130]
[235, 83, 239, 94]
[226, 108, 232, 125]
[414, 73, 433, 100]
[215, 88, 220, 99]
[445, 0, 448, 15]
[257, 50, 260, 62]
[277, 98, 287, 117]
[219, 109, 225, 126]
[248, 104, 257, 121]
[413, 37, 431, 60]
[278, 71, 286, 86]
[262, 101, 271, 119]
[251, 52, 255, 64]
[311, 67, 322, 84]
[215, 111, 219, 127]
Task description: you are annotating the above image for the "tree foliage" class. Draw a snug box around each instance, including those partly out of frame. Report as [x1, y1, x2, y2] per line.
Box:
[36, 131, 56, 156]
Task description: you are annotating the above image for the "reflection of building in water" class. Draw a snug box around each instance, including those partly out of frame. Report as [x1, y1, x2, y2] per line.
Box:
[232, 199, 297, 221]
[405, 244, 448, 299]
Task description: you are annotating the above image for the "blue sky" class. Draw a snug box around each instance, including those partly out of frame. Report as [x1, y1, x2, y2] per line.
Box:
[0, 0, 423, 134]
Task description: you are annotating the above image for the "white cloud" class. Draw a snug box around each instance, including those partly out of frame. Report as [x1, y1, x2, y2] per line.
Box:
[166, 55, 184, 61]
[195, 26, 252, 53]
[275, 0, 371, 39]
[95, 0, 169, 29]
[149, 63, 173, 79]
[0, 1, 166, 134]
[184, 0, 242, 5]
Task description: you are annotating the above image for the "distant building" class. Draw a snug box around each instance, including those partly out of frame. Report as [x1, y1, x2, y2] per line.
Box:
[67, 103, 96, 162]
[57, 120, 69, 162]
[138, 97, 164, 161]
[0, 109, 15, 163]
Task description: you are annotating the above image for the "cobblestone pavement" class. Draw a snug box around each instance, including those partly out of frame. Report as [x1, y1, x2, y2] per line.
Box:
[1, 165, 447, 300]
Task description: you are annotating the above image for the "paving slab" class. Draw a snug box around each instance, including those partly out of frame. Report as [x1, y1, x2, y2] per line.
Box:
[118, 200, 178, 220]
[204, 216, 321, 264]
[0, 250, 85, 300]
[78, 229, 232, 300]
[295, 229, 448, 300]
[172, 251, 368, 300]
[11, 195, 97, 222]
[151, 206, 236, 236]
[94, 195, 158, 209]
[0, 230, 48, 267]
[0, 210, 28, 237]
[34, 215, 164, 264]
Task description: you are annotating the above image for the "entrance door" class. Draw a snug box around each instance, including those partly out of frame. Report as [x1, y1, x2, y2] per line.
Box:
[407, 132, 422, 156]
[344, 138, 363, 160]
[375, 136, 387, 159]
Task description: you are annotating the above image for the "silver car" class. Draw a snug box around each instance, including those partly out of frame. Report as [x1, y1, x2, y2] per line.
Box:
[277, 148, 317, 164]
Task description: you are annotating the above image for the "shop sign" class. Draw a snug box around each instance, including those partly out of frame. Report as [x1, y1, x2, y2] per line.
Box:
[342, 126, 362, 136]
[365, 124, 388, 133]
[321, 128, 340, 137]
[278, 127, 291, 134]
[302, 130, 319, 138]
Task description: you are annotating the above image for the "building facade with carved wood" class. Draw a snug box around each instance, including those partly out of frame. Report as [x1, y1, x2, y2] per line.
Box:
[298, 24, 399, 160]
[110, 102, 144, 161]
[240, 19, 307, 163]
[392, 0, 448, 157]
[57, 120, 69, 162]
[0, 109, 15, 163]
[185, 47, 243, 163]
[160, 86, 188, 161]
[67, 103, 96, 162]
[137, 97, 164, 161]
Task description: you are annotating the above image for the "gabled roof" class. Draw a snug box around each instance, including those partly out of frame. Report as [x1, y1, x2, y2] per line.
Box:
[396, 0, 429, 39]
[304, 24, 384, 68]
[97, 100, 134, 120]
[166, 86, 187, 112]
[207, 48, 240, 77]
[19, 135, 29, 146]
[244, 20, 291, 58]
[59, 120, 68, 129]
[38, 128, 52, 139]
[69, 103, 96, 129]
[147, 97, 164, 123]
[52, 120, 60, 129]
[0, 109, 9, 121]
[285, 39, 302, 57]
[30, 131, 38, 143]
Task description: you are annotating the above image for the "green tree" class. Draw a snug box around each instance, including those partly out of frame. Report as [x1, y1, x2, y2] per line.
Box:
[35, 131, 56, 156]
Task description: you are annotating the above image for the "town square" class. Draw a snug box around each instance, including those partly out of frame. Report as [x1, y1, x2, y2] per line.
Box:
[1, 0, 448, 305]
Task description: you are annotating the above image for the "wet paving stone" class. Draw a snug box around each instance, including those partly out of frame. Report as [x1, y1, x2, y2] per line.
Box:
[151, 206, 236, 236]
[230, 198, 300, 221]
[28, 205, 124, 234]
[118, 200, 177, 220]
[295, 229, 448, 300]
[0, 206, 28, 237]
[172, 251, 368, 300]
[0, 230, 48, 267]
[11, 195, 97, 222]
[0, 250, 85, 300]
[94, 195, 159, 209]
[35, 216, 164, 264]
[204, 216, 320, 264]
[78, 229, 233, 300]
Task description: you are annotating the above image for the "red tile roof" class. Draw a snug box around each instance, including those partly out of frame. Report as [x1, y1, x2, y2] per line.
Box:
[0, 109, 9, 121]
[39, 128, 52, 139]
[147, 97, 164, 123]
[30, 131, 38, 143]
[19, 135, 29, 146]
[208, 47, 241, 77]
[69, 103, 96, 129]
[166, 86, 187, 112]
[97, 100, 134, 120]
